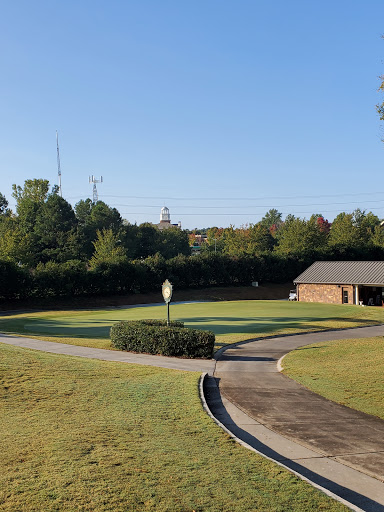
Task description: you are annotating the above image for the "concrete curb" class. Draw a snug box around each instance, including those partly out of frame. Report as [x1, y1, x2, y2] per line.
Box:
[199, 372, 364, 512]
[277, 353, 286, 372]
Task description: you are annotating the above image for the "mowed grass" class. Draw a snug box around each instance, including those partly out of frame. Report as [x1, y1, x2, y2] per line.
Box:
[0, 344, 347, 512]
[282, 336, 384, 420]
[0, 301, 383, 351]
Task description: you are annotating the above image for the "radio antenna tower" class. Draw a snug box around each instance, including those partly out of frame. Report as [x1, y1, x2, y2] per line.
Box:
[89, 175, 103, 203]
[56, 130, 62, 197]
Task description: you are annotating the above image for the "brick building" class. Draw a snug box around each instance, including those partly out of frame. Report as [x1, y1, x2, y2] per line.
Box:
[294, 261, 384, 306]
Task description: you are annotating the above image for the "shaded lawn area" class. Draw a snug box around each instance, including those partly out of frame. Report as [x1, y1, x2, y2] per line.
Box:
[0, 301, 383, 351]
[0, 344, 347, 512]
[282, 336, 384, 420]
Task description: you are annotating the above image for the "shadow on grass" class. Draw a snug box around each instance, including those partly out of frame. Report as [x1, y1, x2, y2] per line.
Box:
[0, 314, 379, 340]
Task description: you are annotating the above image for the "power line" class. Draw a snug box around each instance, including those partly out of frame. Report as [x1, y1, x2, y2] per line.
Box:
[98, 191, 384, 201]
[117, 206, 384, 216]
[108, 199, 384, 209]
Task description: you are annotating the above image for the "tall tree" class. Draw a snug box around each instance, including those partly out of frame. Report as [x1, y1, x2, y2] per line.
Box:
[158, 227, 191, 259]
[12, 179, 50, 233]
[0, 217, 33, 264]
[275, 215, 327, 256]
[75, 199, 123, 258]
[328, 212, 363, 254]
[219, 224, 274, 256]
[260, 209, 283, 234]
[0, 193, 10, 215]
[135, 223, 160, 259]
[34, 192, 80, 263]
[89, 229, 127, 269]
[204, 227, 225, 253]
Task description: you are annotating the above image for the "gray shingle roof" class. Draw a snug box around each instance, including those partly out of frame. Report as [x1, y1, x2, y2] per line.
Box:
[294, 261, 384, 285]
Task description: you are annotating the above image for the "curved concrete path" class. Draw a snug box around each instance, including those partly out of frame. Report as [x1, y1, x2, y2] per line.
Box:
[0, 333, 216, 374]
[207, 325, 384, 512]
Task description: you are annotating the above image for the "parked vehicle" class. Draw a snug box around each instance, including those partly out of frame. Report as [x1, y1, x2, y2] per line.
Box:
[288, 290, 297, 301]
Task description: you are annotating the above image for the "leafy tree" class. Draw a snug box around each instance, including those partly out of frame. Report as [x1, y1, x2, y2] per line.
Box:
[12, 179, 50, 232]
[34, 192, 80, 263]
[135, 223, 160, 259]
[119, 222, 140, 259]
[316, 216, 331, 235]
[0, 217, 33, 264]
[260, 209, 283, 235]
[75, 199, 123, 258]
[247, 223, 275, 253]
[328, 212, 362, 253]
[371, 224, 384, 249]
[275, 215, 327, 256]
[0, 193, 10, 215]
[74, 198, 93, 225]
[204, 227, 226, 253]
[12, 179, 50, 205]
[328, 210, 380, 257]
[159, 227, 191, 259]
[219, 224, 274, 256]
[89, 229, 127, 269]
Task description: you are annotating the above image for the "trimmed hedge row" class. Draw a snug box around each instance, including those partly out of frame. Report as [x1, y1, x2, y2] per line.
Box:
[3, 249, 383, 301]
[110, 319, 215, 359]
[0, 254, 309, 300]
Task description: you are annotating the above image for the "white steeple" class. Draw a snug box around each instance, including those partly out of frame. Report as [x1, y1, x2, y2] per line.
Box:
[160, 206, 171, 222]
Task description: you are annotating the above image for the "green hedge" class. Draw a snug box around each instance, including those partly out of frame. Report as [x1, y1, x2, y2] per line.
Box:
[110, 319, 214, 359]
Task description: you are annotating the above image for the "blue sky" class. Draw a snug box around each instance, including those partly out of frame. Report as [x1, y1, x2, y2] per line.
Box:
[1, 1, 383, 229]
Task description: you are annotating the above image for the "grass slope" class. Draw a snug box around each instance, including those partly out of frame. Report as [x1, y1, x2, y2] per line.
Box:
[0, 301, 383, 351]
[0, 345, 347, 512]
[282, 336, 384, 420]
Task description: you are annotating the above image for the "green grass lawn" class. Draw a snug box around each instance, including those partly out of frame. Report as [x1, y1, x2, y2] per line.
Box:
[282, 336, 384, 420]
[0, 344, 348, 512]
[0, 300, 383, 351]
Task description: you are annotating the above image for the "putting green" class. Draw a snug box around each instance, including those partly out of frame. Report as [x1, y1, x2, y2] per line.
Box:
[8, 300, 383, 341]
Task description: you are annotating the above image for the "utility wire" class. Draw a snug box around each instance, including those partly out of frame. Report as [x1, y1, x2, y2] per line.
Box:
[65, 191, 384, 201]
[108, 199, 384, 209]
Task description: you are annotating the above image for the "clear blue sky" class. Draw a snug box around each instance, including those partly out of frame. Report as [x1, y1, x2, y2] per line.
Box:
[1, 0, 383, 229]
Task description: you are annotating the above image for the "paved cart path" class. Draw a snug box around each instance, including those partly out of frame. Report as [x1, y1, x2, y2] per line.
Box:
[0, 333, 216, 373]
[209, 324, 384, 511]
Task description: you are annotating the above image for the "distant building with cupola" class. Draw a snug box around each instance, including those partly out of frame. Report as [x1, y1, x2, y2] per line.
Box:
[157, 207, 181, 230]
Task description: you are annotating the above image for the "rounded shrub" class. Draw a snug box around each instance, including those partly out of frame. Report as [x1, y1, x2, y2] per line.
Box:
[110, 319, 214, 359]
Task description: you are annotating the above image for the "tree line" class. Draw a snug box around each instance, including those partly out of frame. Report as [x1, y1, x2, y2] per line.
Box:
[0, 179, 190, 267]
[0, 179, 384, 301]
[202, 208, 384, 260]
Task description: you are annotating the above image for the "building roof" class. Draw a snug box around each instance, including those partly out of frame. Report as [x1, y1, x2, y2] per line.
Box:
[294, 261, 384, 285]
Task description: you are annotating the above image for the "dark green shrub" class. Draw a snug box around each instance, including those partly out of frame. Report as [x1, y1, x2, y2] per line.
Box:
[110, 319, 214, 359]
[31, 260, 88, 297]
[135, 319, 184, 328]
[0, 260, 31, 300]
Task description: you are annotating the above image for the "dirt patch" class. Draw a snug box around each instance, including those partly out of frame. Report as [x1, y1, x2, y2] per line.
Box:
[0, 284, 292, 312]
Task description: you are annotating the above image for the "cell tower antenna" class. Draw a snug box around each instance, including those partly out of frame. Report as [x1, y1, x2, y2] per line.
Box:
[56, 130, 62, 197]
[89, 175, 103, 203]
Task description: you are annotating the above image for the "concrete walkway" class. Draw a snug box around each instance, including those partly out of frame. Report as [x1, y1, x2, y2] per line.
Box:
[0, 333, 216, 374]
[207, 325, 384, 512]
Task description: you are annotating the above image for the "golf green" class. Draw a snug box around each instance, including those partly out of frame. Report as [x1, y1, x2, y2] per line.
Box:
[9, 300, 383, 341]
